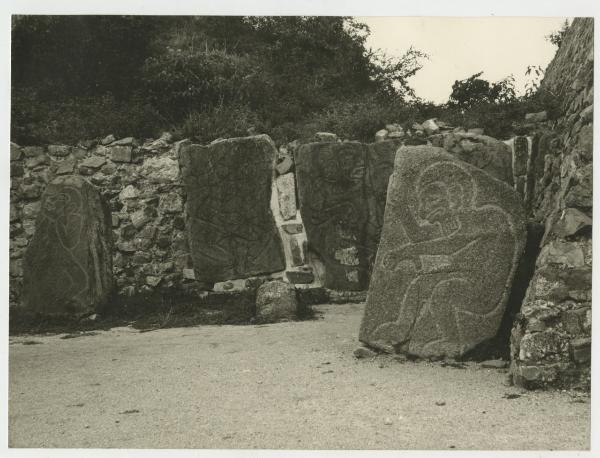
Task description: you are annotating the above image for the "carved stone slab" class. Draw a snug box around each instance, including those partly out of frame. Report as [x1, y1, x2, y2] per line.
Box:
[364, 140, 402, 273]
[22, 175, 113, 315]
[360, 146, 526, 358]
[179, 135, 285, 282]
[294, 141, 369, 290]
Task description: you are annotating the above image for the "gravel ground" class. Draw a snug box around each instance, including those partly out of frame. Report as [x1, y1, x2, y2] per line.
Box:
[9, 303, 591, 450]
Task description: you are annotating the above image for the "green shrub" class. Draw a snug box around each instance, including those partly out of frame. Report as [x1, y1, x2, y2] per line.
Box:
[173, 104, 266, 144]
[11, 91, 165, 145]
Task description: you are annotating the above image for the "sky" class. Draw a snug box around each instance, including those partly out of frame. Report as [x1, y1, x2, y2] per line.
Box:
[357, 17, 569, 104]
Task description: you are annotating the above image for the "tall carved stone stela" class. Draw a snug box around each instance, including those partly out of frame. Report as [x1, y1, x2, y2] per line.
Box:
[22, 175, 113, 315]
[179, 135, 285, 282]
[360, 146, 526, 358]
[294, 140, 401, 290]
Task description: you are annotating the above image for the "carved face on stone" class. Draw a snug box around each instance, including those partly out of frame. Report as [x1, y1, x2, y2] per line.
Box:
[418, 182, 455, 224]
[416, 162, 474, 228]
[43, 188, 82, 219]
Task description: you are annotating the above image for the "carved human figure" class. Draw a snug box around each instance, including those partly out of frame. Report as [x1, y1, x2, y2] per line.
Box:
[370, 161, 517, 354]
[23, 175, 113, 315]
[38, 187, 89, 304]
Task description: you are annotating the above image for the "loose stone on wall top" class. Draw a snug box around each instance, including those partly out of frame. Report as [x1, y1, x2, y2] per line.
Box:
[430, 132, 514, 185]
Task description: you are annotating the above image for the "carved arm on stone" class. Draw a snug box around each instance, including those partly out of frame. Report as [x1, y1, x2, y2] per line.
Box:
[397, 190, 439, 243]
[381, 234, 477, 272]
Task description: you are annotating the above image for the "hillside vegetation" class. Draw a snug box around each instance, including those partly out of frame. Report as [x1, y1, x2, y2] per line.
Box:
[12, 16, 558, 145]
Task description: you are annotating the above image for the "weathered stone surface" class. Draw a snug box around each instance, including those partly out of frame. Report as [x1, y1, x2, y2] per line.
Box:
[564, 163, 592, 209]
[289, 237, 304, 267]
[468, 128, 484, 135]
[374, 129, 388, 142]
[26, 154, 49, 168]
[22, 175, 113, 315]
[47, 145, 72, 157]
[282, 223, 303, 234]
[23, 146, 44, 157]
[10, 204, 19, 222]
[387, 131, 404, 139]
[570, 337, 591, 363]
[354, 346, 377, 359]
[430, 133, 513, 185]
[158, 192, 183, 214]
[422, 118, 440, 135]
[80, 156, 106, 169]
[364, 140, 401, 271]
[286, 268, 314, 284]
[109, 145, 133, 163]
[385, 123, 403, 133]
[182, 268, 195, 280]
[131, 210, 150, 229]
[513, 136, 529, 177]
[141, 156, 179, 183]
[512, 19, 593, 389]
[179, 135, 285, 282]
[22, 202, 41, 220]
[56, 159, 76, 175]
[276, 173, 297, 220]
[294, 141, 369, 290]
[10, 142, 22, 161]
[111, 136, 135, 146]
[101, 134, 116, 145]
[314, 132, 338, 142]
[91, 145, 109, 157]
[552, 208, 592, 237]
[537, 240, 585, 268]
[119, 184, 138, 201]
[255, 280, 297, 322]
[275, 156, 294, 175]
[360, 146, 527, 358]
[21, 182, 43, 199]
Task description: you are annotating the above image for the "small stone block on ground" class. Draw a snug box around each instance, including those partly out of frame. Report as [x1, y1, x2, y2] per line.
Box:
[285, 269, 315, 284]
[256, 280, 298, 323]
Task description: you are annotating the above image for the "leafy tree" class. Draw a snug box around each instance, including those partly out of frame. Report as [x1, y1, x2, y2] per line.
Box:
[546, 20, 570, 48]
[448, 72, 516, 108]
[11, 15, 428, 144]
[524, 65, 545, 98]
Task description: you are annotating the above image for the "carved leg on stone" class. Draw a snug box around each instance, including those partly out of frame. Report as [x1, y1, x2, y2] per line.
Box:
[370, 274, 446, 345]
[413, 277, 473, 356]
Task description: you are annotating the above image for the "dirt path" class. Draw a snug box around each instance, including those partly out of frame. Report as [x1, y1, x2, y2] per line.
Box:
[9, 303, 590, 450]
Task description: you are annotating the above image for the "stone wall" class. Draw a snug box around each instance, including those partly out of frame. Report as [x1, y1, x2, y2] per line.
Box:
[9, 133, 399, 312]
[10, 134, 192, 309]
[509, 18, 593, 389]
